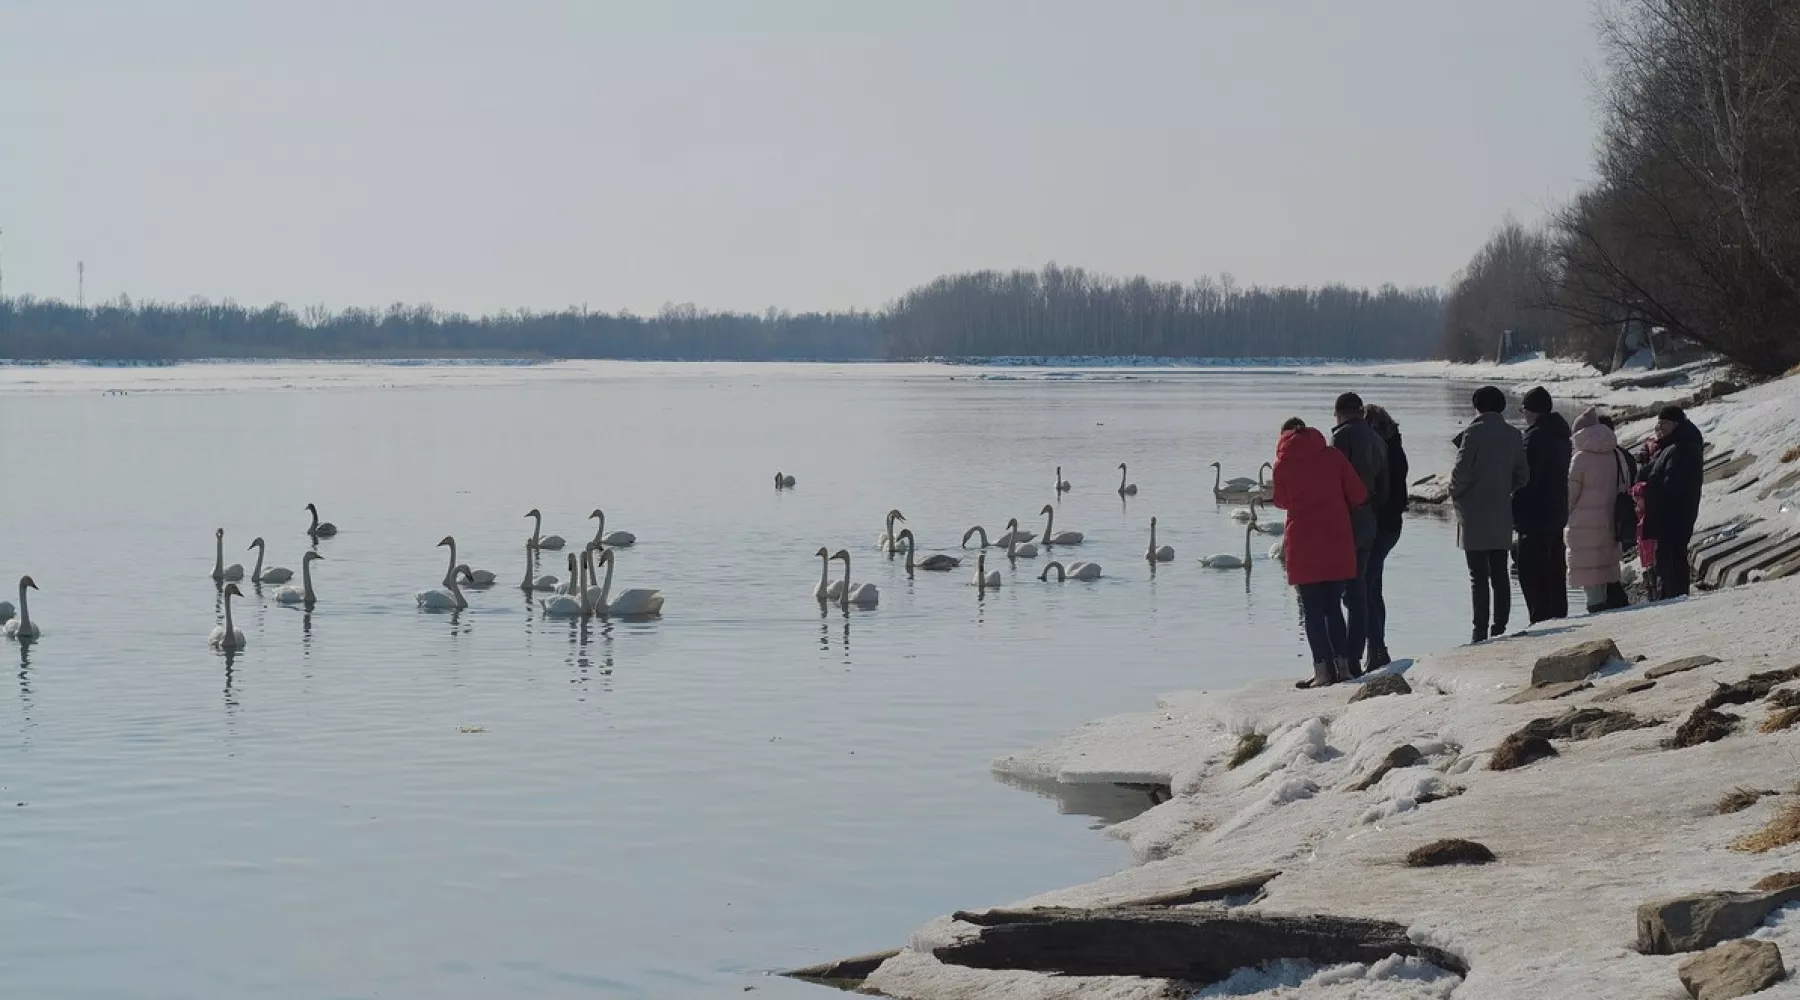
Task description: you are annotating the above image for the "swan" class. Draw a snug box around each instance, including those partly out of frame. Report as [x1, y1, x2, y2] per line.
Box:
[539, 556, 586, 617]
[832, 549, 879, 606]
[209, 582, 247, 649]
[1004, 518, 1038, 559]
[962, 524, 1036, 548]
[1038, 504, 1084, 546]
[458, 566, 498, 587]
[1055, 466, 1071, 493]
[588, 509, 636, 547]
[275, 552, 322, 605]
[1230, 505, 1255, 523]
[1268, 537, 1286, 562]
[212, 529, 245, 582]
[4, 576, 39, 640]
[898, 529, 960, 572]
[1117, 463, 1138, 496]
[813, 546, 846, 601]
[554, 553, 583, 594]
[1250, 498, 1286, 536]
[417, 536, 470, 610]
[519, 538, 559, 591]
[971, 551, 1002, 590]
[305, 503, 337, 538]
[876, 509, 906, 554]
[246, 537, 293, 584]
[962, 525, 991, 549]
[1201, 522, 1255, 569]
[1146, 516, 1174, 561]
[774, 472, 796, 488]
[0, 598, 11, 624]
[525, 509, 566, 550]
[591, 548, 665, 616]
[1041, 560, 1101, 581]
[1211, 462, 1260, 501]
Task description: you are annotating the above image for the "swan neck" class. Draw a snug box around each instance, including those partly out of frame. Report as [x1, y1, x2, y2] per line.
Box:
[601, 554, 615, 606]
[223, 589, 235, 633]
[592, 511, 605, 545]
[17, 583, 28, 629]
[251, 545, 264, 580]
[444, 541, 457, 584]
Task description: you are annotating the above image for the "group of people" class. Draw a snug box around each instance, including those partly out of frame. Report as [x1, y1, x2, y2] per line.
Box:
[1268, 385, 1707, 690]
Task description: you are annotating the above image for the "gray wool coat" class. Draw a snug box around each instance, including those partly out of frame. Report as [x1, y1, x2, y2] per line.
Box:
[1449, 411, 1529, 552]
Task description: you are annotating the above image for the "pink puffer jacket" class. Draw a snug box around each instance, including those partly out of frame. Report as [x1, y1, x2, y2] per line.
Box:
[1565, 408, 1626, 587]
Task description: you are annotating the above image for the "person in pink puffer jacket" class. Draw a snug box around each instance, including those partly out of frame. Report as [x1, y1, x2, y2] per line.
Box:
[1566, 407, 1631, 612]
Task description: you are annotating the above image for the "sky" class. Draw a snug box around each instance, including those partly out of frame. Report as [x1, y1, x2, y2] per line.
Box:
[0, 0, 1603, 316]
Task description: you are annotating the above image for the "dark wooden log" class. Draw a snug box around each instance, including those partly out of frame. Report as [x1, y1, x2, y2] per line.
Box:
[934, 906, 1467, 984]
[1112, 869, 1281, 908]
[782, 948, 901, 985]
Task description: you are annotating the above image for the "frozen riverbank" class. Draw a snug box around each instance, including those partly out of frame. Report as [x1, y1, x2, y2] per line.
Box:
[808, 371, 1800, 999]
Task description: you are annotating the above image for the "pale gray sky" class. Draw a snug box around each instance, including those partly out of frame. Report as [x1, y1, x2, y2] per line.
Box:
[0, 1, 1601, 315]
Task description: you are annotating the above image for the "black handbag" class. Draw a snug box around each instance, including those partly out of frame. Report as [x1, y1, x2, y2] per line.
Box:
[1612, 452, 1636, 544]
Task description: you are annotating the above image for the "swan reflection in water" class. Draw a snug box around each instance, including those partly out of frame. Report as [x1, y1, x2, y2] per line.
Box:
[818, 601, 852, 663]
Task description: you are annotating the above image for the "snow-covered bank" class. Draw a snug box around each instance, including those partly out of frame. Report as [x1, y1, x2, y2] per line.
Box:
[849, 372, 1800, 1000]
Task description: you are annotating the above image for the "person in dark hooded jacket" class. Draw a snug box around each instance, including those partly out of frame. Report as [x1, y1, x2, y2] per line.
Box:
[1641, 405, 1704, 598]
[1361, 404, 1407, 671]
[1513, 386, 1572, 623]
[1329, 392, 1387, 671]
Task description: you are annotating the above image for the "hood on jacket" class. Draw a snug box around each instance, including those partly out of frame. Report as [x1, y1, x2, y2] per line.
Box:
[1659, 415, 1703, 450]
[1278, 426, 1330, 461]
[1572, 406, 1600, 432]
[1573, 418, 1618, 454]
[1529, 409, 1572, 441]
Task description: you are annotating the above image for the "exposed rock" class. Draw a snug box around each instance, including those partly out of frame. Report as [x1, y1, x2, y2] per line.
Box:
[1670, 706, 1742, 749]
[1638, 885, 1800, 953]
[1504, 680, 1594, 704]
[1767, 688, 1800, 709]
[782, 949, 901, 986]
[1227, 732, 1268, 770]
[1349, 745, 1423, 792]
[1348, 673, 1413, 703]
[935, 906, 1467, 983]
[1707, 667, 1800, 710]
[1648, 655, 1724, 680]
[1677, 938, 1785, 999]
[1752, 872, 1800, 892]
[1593, 678, 1658, 702]
[1720, 788, 1780, 815]
[1491, 732, 1558, 771]
[1531, 639, 1624, 686]
[1519, 707, 1656, 742]
[1415, 785, 1466, 805]
[1116, 870, 1281, 908]
[1733, 802, 1800, 854]
[1405, 838, 1496, 867]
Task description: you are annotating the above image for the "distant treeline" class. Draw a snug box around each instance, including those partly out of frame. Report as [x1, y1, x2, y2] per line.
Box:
[0, 266, 1444, 362]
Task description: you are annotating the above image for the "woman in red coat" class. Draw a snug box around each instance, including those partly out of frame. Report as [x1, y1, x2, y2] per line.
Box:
[1272, 418, 1368, 688]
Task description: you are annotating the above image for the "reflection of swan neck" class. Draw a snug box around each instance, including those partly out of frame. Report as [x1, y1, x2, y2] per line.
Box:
[1244, 521, 1254, 562]
[977, 552, 988, 590]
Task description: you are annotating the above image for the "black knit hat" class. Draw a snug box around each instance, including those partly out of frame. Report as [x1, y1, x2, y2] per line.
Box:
[1658, 405, 1687, 423]
[1522, 386, 1552, 414]
[1472, 385, 1506, 414]
[1334, 391, 1364, 415]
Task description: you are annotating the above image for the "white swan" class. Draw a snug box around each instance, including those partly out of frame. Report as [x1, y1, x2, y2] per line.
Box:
[961, 525, 991, 549]
[417, 536, 469, 610]
[832, 549, 879, 606]
[247, 537, 293, 584]
[1146, 516, 1174, 561]
[1250, 498, 1286, 536]
[540, 557, 587, 616]
[898, 530, 960, 572]
[588, 509, 636, 547]
[1038, 504, 1084, 546]
[774, 472, 796, 488]
[591, 548, 665, 616]
[971, 551, 1002, 590]
[4, 576, 39, 640]
[305, 503, 337, 538]
[1268, 537, 1286, 562]
[1055, 466, 1071, 493]
[876, 509, 906, 554]
[1201, 522, 1254, 569]
[553, 553, 583, 595]
[275, 552, 322, 605]
[0, 597, 11, 624]
[525, 508, 566, 550]
[1041, 560, 1101, 581]
[520, 537, 558, 591]
[1117, 463, 1138, 496]
[1004, 518, 1038, 559]
[212, 528, 245, 582]
[458, 566, 498, 588]
[209, 582, 247, 649]
[962, 524, 1036, 548]
[813, 546, 846, 601]
[1211, 462, 1260, 502]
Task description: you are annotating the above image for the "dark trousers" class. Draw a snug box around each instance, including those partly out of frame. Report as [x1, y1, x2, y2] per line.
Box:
[1656, 529, 1693, 598]
[1341, 510, 1376, 662]
[1465, 549, 1510, 634]
[1366, 528, 1401, 654]
[1298, 580, 1350, 664]
[1515, 532, 1569, 623]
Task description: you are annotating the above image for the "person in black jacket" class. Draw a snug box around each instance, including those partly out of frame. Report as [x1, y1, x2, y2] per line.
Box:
[1329, 392, 1388, 674]
[1361, 404, 1407, 670]
[1513, 386, 1572, 623]
[1642, 405, 1705, 598]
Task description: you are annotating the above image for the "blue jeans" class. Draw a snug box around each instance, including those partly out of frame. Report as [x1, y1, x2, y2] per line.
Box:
[1365, 528, 1402, 653]
[1297, 581, 1350, 665]
[1341, 510, 1376, 662]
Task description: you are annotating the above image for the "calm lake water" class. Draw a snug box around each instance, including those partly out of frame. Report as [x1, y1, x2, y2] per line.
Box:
[0, 361, 1487, 998]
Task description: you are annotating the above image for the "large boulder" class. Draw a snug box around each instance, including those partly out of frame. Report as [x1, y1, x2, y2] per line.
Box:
[1531, 639, 1623, 686]
[1638, 886, 1800, 954]
[1677, 938, 1785, 999]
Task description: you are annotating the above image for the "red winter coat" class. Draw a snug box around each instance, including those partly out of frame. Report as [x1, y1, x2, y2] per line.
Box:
[1273, 426, 1367, 586]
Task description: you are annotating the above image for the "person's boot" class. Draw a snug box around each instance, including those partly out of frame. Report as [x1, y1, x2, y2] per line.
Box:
[1586, 603, 1606, 615]
[1333, 656, 1358, 683]
[1471, 625, 1488, 645]
[1366, 646, 1391, 672]
[1295, 661, 1336, 689]
[1490, 622, 1507, 639]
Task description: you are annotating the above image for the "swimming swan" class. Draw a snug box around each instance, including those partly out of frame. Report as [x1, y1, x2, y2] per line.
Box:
[246, 537, 293, 584]
[554, 553, 583, 595]
[1211, 463, 1260, 502]
[1037, 505, 1084, 546]
[877, 509, 906, 554]
[588, 509, 636, 547]
[1250, 498, 1286, 535]
[972, 551, 1002, 590]
[525, 509, 565, 551]
[832, 549, 879, 606]
[275, 552, 322, 605]
[1146, 516, 1174, 561]
[209, 582, 248, 649]
[305, 503, 338, 538]
[962, 524, 1036, 548]
[813, 546, 846, 601]
[519, 538, 559, 591]
[212, 529, 245, 582]
[898, 530, 960, 572]
[1201, 522, 1255, 569]
[774, 472, 797, 488]
[1117, 463, 1138, 496]
[1055, 466, 1071, 493]
[1040, 560, 1101, 581]
[4, 576, 39, 640]
[417, 536, 469, 610]
[458, 566, 498, 587]
[539, 556, 587, 616]
[591, 548, 665, 616]
[1005, 518, 1038, 559]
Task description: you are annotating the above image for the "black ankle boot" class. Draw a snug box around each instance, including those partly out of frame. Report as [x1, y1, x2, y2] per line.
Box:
[1471, 626, 1487, 644]
[1366, 646, 1391, 671]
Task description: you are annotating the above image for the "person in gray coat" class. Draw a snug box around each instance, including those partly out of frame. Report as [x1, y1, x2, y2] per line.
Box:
[1450, 385, 1529, 643]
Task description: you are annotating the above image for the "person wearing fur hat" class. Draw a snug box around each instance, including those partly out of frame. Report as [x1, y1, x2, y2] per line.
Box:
[1513, 386, 1572, 623]
[1641, 405, 1704, 598]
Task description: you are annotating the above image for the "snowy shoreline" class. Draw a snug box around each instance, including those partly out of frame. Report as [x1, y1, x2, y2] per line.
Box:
[814, 370, 1800, 999]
